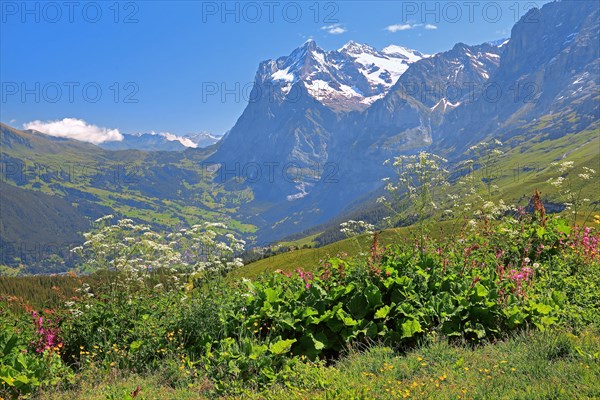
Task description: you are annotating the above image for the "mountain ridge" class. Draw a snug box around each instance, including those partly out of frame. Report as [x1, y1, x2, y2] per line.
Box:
[1, 0, 598, 271]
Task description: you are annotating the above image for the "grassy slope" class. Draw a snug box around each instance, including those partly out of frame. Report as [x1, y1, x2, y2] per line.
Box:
[0, 125, 257, 267]
[230, 226, 415, 279]
[39, 328, 600, 399]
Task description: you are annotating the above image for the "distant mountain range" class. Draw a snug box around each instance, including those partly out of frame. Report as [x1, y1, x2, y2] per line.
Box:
[1, 0, 598, 272]
[99, 131, 222, 151]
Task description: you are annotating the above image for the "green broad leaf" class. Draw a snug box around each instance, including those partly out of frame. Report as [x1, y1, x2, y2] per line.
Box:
[130, 340, 143, 351]
[344, 282, 356, 295]
[364, 322, 378, 338]
[315, 308, 335, 324]
[536, 226, 546, 238]
[2, 334, 18, 356]
[476, 326, 487, 339]
[540, 316, 558, 326]
[311, 333, 325, 350]
[249, 344, 268, 359]
[264, 288, 279, 303]
[465, 322, 487, 339]
[533, 303, 553, 315]
[551, 291, 566, 305]
[302, 307, 319, 318]
[365, 284, 383, 308]
[298, 331, 329, 356]
[269, 339, 297, 355]
[347, 293, 368, 319]
[395, 276, 410, 286]
[474, 283, 488, 298]
[308, 283, 327, 297]
[14, 374, 30, 384]
[1, 375, 15, 386]
[383, 276, 395, 288]
[337, 309, 358, 326]
[280, 317, 296, 330]
[327, 318, 344, 332]
[555, 221, 571, 235]
[261, 367, 276, 381]
[16, 353, 28, 370]
[374, 305, 391, 319]
[398, 302, 415, 315]
[340, 327, 359, 342]
[401, 319, 422, 339]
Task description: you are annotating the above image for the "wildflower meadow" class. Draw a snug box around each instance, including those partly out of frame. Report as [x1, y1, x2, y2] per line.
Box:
[1, 147, 599, 399]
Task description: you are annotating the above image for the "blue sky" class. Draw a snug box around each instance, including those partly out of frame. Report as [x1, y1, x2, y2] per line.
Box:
[0, 1, 551, 140]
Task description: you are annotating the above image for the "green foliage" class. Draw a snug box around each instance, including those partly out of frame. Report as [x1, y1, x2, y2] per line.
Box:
[0, 306, 72, 397]
[59, 290, 186, 373]
[1, 143, 599, 397]
[225, 215, 579, 365]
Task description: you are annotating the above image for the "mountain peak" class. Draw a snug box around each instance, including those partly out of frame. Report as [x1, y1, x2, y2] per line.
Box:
[486, 38, 510, 47]
[301, 38, 317, 50]
[260, 40, 427, 111]
[452, 42, 469, 51]
[381, 44, 427, 61]
[339, 40, 377, 54]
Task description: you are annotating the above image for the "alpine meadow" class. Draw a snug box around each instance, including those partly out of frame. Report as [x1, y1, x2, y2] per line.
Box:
[1, 1, 599, 399]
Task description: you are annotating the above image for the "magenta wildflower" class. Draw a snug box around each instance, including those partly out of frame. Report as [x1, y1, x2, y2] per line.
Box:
[31, 311, 62, 353]
[296, 268, 314, 290]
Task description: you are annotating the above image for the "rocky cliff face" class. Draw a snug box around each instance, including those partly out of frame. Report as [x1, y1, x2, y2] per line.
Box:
[211, 0, 599, 240]
[433, 0, 600, 153]
[398, 42, 502, 109]
[212, 39, 428, 203]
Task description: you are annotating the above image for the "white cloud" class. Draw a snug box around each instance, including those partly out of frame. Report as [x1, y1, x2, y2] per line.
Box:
[321, 23, 347, 35]
[160, 132, 197, 148]
[385, 24, 413, 32]
[23, 118, 123, 144]
[9, 119, 17, 124]
[328, 27, 346, 35]
[386, 23, 437, 32]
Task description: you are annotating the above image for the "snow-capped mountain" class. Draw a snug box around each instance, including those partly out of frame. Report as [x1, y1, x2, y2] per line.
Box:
[100, 131, 221, 151]
[262, 39, 427, 111]
[214, 39, 497, 210]
[182, 132, 223, 148]
[212, 1, 599, 242]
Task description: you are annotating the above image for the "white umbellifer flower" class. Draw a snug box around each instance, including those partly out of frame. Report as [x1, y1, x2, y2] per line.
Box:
[340, 220, 375, 237]
[94, 215, 113, 223]
[548, 176, 564, 187]
[582, 167, 596, 174]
